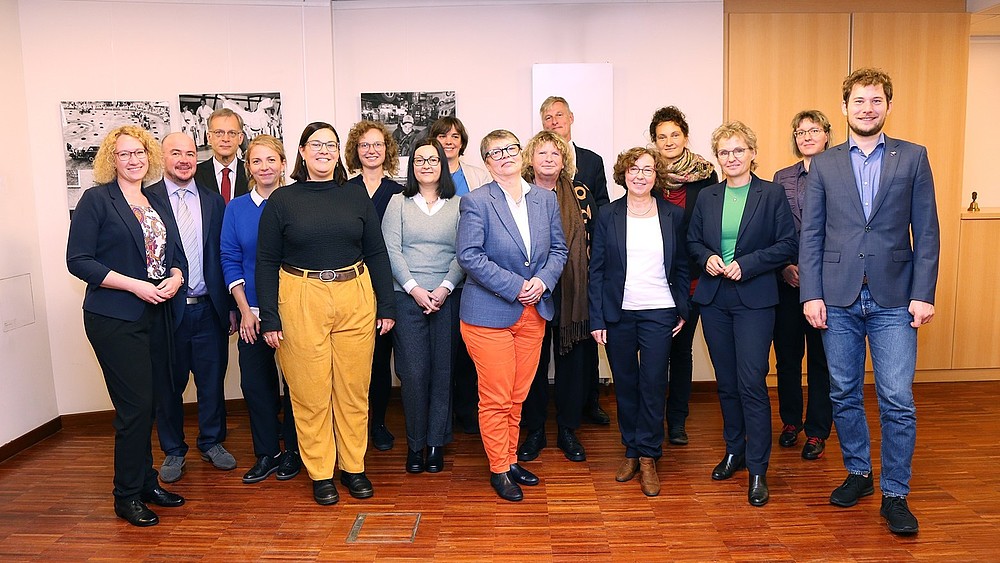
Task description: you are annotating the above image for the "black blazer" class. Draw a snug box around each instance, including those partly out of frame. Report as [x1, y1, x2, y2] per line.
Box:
[589, 196, 689, 331]
[687, 175, 797, 309]
[195, 158, 249, 201]
[574, 144, 610, 207]
[655, 171, 718, 281]
[147, 179, 232, 326]
[67, 180, 187, 323]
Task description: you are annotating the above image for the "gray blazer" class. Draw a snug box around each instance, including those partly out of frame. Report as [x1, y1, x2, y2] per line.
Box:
[799, 137, 940, 308]
[456, 181, 568, 328]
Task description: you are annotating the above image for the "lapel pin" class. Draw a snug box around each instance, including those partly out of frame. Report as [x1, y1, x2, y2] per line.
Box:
[890, 151, 897, 157]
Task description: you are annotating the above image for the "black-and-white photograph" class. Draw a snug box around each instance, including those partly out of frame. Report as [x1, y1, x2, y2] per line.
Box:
[61, 100, 171, 210]
[179, 92, 283, 160]
[361, 91, 455, 156]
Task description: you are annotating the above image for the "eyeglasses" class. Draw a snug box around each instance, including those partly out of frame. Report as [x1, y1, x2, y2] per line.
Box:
[717, 147, 749, 160]
[210, 130, 242, 139]
[793, 128, 824, 138]
[627, 166, 655, 178]
[306, 140, 339, 152]
[115, 149, 147, 161]
[358, 142, 385, 151]
[413, 156, 441, 167]
[485, 144, 521, 161]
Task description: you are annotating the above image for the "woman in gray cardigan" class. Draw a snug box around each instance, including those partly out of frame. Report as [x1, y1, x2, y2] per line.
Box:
[382, 138, 464, 474]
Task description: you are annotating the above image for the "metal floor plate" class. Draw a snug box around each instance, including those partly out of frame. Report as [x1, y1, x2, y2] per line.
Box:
[345, 512, 421, 544]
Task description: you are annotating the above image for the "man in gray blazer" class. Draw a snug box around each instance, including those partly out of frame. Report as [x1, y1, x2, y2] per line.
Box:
[799, 68, 940, 535]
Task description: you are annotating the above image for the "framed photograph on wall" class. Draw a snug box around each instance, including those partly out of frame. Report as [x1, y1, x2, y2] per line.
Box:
[179, 92, 283, 160]
[360, 91, 455, 157]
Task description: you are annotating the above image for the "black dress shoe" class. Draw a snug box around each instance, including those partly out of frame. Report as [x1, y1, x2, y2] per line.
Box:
[140, 486, 185, 507]
[779, 424, 802, 447]
[114, 498, 159, 527]
[406, 448, 425, 474]
[830, 473, 874, 507]
[668, 427, 689, 446]
[371, 424, 394, 451]
[508, 463, 539, 486]
[313, 479, 340, 505]
[881, 495, 919, 534]
[748, 474, 769, 506]
[711, 453, 746, 480]
[340, 471, 374, 499]
[801, 437, 825, 460]
[425, 446, 444, 473]
[556, 426, 586, 462]
[490, 471, 523, 502]
[516, 428, 546, 462]
[276, 450, 301, 480]
[243, 454, 280, 484]
[583, 405, 611, 425]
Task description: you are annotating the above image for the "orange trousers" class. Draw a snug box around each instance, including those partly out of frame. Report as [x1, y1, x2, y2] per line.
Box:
[461, 306, 546, 473]
[276, 265, 375, 480]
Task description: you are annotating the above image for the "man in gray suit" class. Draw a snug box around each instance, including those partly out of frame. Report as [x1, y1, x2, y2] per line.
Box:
[799, 68, 940, 535]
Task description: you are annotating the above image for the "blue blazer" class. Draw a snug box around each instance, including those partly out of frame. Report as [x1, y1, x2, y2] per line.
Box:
[574, 144, 610, 207]
[456, 181, 568, 328]
[67, 179, 187, 323]
[687, 175, 797, 309]
[589, 197, 690, 330]
[147, 179, 232, 327]
[799, 137, 940, 308]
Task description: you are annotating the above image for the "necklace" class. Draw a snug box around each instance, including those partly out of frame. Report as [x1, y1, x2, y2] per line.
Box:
[627, 197, 654, 216]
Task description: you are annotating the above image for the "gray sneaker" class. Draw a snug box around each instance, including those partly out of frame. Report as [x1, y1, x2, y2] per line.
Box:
[201, 444, 237, 470]
[160, 455, 186, 483]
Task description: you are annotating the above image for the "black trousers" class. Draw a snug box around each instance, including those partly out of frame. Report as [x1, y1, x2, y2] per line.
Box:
[520, 327, 592, 432]
[605, 308, 676, 460]
[666, 299, 700, 430]
[237, 332, 297, 458]
[450, 288, 480, 427]
[700, 281, 774, 475]
[84, 305, 163, 501]
[369, 331, 393, 428]
[773, 280, 833, 439]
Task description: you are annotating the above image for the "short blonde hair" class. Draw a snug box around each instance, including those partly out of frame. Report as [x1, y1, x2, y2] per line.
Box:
[711, 121, 758, 173]
[92, 125, 163, 185]
[521, 130, 576, 183]
[244, 134, 287, 190]
[479, 129, 520, 161]
[344, 120, 400, 177]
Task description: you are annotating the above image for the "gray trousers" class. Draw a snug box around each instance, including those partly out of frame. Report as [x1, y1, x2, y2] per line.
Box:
[391, 291, 455, 450]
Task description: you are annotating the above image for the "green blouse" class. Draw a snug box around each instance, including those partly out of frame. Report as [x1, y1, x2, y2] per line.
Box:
[721, 182, 751, 264]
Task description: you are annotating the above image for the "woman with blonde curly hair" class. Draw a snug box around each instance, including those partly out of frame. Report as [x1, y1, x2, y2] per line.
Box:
[344, 119, 404, 452]
[515, 130, 598, 465]
[67, 125, 187, 526]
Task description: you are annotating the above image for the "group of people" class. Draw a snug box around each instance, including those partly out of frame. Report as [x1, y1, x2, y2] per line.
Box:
[68, 68, 938, 537]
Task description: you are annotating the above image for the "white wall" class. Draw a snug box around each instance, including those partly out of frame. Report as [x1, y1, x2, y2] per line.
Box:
[0, 0, 59, 447]
[964, 37, 1000, 208]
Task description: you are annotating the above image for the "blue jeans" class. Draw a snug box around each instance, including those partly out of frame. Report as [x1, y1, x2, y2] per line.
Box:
[823, 285, 917, 497]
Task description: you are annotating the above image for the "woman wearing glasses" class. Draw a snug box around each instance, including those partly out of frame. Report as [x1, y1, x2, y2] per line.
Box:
[67, 125, 186, 526]
[589, 147, 688, 497]
[257, 122, 396, 506]
[687, 121, 796, 506]
[648, 106, 718, 447]
[771, 111, 834, 460]
[344, 120, 404, 452]
[382, 138, 463, 474]
[456, 130, 567, 501]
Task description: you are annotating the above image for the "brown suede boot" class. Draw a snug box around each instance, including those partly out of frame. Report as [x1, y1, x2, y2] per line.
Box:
[615, 457, 639, 482]
[638, 457, 660, 496]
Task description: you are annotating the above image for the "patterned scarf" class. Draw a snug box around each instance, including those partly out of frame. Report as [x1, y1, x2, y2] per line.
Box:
[554, 176, 592, 355]
[664, 148, 716, 193]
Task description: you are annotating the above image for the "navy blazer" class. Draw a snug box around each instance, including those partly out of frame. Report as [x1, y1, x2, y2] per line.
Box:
[574, 144, 610, 207]
[589, 196, 690, 331]
[799, 137, 940, 309]
[67, 180, 187, 323]
[147, 179, 232, 326]
[456, 181, 568, 328]
[687, 175, 797, 309]
[195, 158, 249, 201]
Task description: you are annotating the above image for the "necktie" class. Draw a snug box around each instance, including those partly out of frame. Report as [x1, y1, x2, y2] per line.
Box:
[221, 168, 232, 204]
[175, 188, 203, 293]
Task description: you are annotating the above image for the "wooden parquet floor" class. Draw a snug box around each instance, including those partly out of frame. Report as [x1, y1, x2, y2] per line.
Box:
[1, 381, 999, 562]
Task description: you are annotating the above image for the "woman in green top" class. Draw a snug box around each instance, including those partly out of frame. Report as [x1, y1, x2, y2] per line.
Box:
[687, 121, 797, 507]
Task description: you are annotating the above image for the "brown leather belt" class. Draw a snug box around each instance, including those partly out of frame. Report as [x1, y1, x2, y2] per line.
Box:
[281, 262, 364, 282]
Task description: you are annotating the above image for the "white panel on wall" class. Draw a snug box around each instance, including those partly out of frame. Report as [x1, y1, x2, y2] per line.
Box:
[964, 37, 1000, 208]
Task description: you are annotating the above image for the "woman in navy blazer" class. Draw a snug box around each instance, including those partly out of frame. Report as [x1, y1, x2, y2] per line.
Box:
[588, 147, 689, 497]
[66, 125, 187, 527]
[456, 129, 567, 502]
[687, 122, 797, 507]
